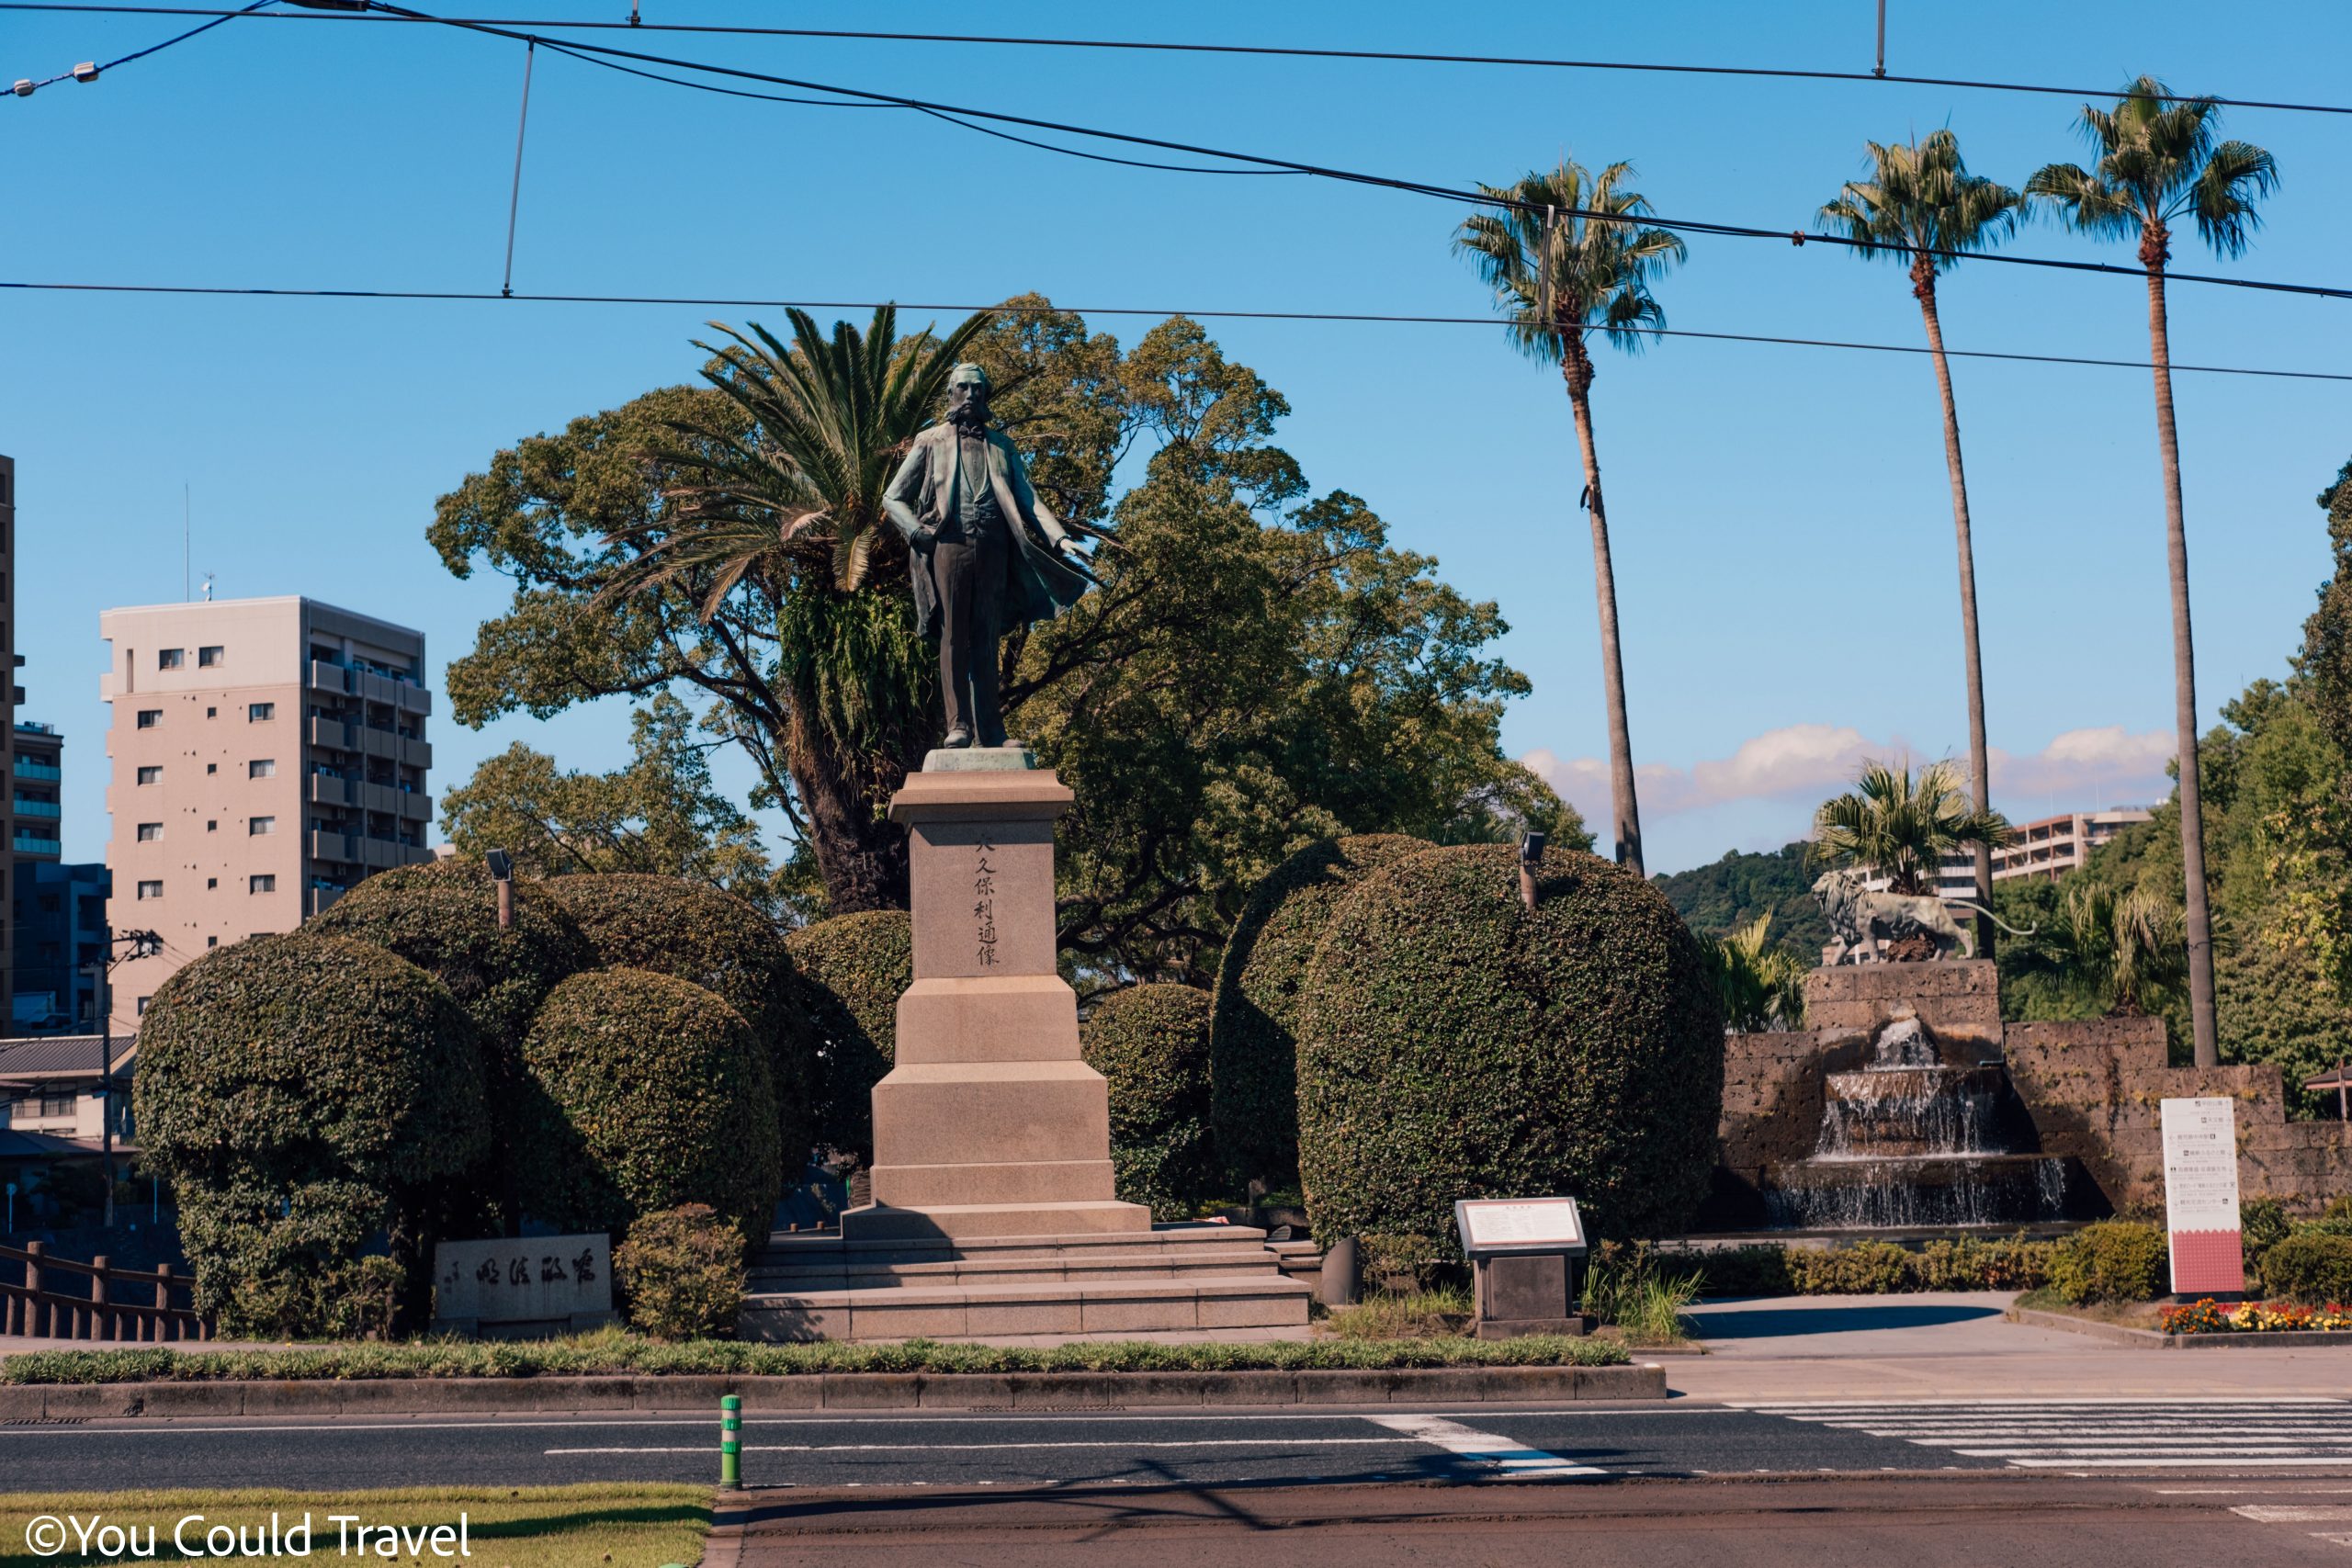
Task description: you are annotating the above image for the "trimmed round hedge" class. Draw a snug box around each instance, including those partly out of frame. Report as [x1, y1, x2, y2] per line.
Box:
[1081, 984, 1215, 1220]
[1209, 834, 1433, 1189]
[784, 910, 910, 1163]
[308, 857, 594, 1059]
[132, 933, 491, 1337]
[548, 874, 816, 1168]
[1295, 843, 1724, 1254]
[515, 967, 783, 1238]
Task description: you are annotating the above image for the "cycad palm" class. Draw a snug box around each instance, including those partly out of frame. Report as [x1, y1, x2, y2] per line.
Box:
[2055, 882, 2188, 1018]
[1709, 914, 1810, 1032]
[1813, 758, 2010, 897]
[2027, 77, 2278, 1066]
[1456, 160, 1684, 877]
[1821, 130, 2020, 956]
[601, 304, 988, 910]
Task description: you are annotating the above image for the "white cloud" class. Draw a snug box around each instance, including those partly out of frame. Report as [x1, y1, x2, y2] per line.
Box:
[1524, 723, 2176, 831]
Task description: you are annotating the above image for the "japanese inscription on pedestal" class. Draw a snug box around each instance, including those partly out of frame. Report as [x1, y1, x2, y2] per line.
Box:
[974, 835, 1000, 967]
[432, 1232, 615, 1330]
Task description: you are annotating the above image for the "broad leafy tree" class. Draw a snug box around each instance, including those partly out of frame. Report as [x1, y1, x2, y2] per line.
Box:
[2028, 77, 2278, 1066]
[1812, 758, 2010, 897]
[1455, 159, 1684, 877]
[1820, 130, 2021, 956]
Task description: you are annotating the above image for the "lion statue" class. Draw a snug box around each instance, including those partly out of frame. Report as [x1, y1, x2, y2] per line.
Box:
[1811, 866, 2032, 964]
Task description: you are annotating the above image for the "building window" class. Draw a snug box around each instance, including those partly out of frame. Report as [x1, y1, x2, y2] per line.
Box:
[248, 703, 275, 722]
[137, 766, 162, 785]
[206, 706, 216, 718]
[250, 817, 276, 836]
[158, 649, 185, 670]
[38, 1092, 74, 1119]
[136, 822, 163, 842]
[206, 820, 217, 832]
[136, 880, 162, 899]
[250, 874, 276, 894]
[198, 645, 224, 668]
[249, 759, 276, 779]
[206, 877, 217, 890]
[136, 709, 161, 729]
[207, 762, 217, 775]
[208, 935, 219, 948]
[136, 996, 152, 1016]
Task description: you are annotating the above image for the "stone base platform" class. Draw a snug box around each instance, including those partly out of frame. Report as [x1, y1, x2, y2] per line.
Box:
[741, 1224, 1316, 1342]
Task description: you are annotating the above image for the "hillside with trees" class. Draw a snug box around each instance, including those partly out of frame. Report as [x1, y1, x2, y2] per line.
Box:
[1653, 843, 1832, 960]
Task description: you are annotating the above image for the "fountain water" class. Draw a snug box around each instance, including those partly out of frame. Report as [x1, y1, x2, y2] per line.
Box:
[1761, 1010, 2100, 1229]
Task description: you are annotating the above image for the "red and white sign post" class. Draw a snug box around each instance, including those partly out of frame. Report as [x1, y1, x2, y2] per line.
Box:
[2160, 1096, 2245, 1297]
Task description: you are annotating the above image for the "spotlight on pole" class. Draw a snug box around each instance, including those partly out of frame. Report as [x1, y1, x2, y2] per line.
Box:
[486, 849, 514, 929]
[1519, 831, 1546, 910]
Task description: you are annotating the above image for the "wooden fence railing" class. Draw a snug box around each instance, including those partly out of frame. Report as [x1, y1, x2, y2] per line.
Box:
[1, 1241, 210, 1342]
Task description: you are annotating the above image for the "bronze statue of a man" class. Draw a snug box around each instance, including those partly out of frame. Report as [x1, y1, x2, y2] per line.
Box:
[884, 363, 1093, 749]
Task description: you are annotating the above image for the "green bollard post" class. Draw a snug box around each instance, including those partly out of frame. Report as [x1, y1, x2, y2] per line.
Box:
[720, 1393, 742, 1488]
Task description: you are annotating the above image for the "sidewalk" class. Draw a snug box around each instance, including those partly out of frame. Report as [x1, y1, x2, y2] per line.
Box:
[1671, 1292, 2352, 1401]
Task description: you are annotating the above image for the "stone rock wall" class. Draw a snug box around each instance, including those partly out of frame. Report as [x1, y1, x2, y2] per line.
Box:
[1715, 974, 2352, 1224]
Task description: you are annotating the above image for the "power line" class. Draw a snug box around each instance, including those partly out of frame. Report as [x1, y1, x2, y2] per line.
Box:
[358, 4, 2352, 305]
[4, 0, 270, 96]
[2, 278, 2345, 382]
[5, 4, 2348, 118]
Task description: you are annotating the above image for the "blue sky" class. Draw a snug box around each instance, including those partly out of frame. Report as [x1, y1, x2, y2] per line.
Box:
[6, 0, 2346, 874]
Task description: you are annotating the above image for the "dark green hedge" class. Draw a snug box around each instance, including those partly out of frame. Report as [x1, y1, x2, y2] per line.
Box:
[1209, 834, 1433, 1189]
[548, 874, 815, 1168]
[515, 967, 783, 1238]
[132, 934, 490, 1337]
[784, 910, 910, 1163]
[308, 858, 594, 1060]
[1081, 984, 1216, 1220]
[1295, 843, 1724, 1255]
[2256, 1231, 2352, 1305]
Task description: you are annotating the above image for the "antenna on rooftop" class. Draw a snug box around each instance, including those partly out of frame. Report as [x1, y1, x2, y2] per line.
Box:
[183, 482, 191, 601]
[200, 572, 215, 603]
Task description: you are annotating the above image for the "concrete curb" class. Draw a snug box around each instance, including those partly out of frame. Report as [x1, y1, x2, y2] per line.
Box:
[0, 1363, 1665, 1419]
[2010, 1303, 2352, 1349]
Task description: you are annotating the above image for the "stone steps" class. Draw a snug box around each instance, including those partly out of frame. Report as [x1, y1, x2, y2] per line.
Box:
[740, 1222, 1317, 1342]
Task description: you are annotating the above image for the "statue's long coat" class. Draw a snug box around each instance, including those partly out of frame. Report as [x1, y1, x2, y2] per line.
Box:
[882, 424, 1090, 640]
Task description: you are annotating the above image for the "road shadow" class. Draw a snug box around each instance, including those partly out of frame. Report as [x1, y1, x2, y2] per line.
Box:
[1689, 1303, 2002, 1340]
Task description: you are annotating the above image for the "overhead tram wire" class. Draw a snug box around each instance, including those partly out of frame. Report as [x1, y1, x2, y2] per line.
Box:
[346, 3, 2352, 304]
[4, 4, 2349, 118]
[3, 0, 272, 96]
[0, 277, 2346, 383]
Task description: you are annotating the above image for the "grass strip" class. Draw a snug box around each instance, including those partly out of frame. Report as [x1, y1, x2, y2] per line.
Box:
[0, 1484, 707, 1568]
[3, 1325, 1628, 1384]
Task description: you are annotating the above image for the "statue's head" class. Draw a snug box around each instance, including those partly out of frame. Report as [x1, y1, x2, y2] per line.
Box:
[946, 362, 991, 426]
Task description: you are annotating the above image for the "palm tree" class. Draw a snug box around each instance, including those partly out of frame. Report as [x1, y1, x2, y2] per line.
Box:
[600, 304, 989, 911]
[2013, 884, 2191, 1020]
[1709, 913, 1810, 1032]
[1813, 758, 2011, 897]
[1456, 160, 1685, 878]
[2027, 77, 2278, 1067]
[1820, 131, 2021, 959]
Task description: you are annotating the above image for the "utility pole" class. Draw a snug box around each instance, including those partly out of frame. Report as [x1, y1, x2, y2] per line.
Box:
[83, 931, 159, 1229]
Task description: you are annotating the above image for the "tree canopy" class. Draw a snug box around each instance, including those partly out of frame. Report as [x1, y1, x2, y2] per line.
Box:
[435, 297, 1575, 981]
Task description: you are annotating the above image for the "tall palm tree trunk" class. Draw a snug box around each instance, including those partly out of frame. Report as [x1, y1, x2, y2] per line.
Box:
[1914, 268, 1996, 958]
[786, 701, 914, 911]
[1564, 373, 1645, 877]
[2143, 242, 2221, 1066]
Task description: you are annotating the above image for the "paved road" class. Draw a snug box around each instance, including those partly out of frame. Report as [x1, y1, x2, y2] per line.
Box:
[712, 1476, 2352, 1566]
[14, 1398, 2352, 1493]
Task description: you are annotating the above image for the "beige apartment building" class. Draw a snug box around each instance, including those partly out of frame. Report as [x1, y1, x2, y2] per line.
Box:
[100, 597, 434, 1027]
[1931, 807, 2155, 899]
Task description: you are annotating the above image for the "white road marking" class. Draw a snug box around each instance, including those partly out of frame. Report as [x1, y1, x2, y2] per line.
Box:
[2233, 1506, 2352, 1522]
[1745, 1398, 2352, 1473]
[1361, 1413, 1603, 1478]
[545, 1438, 1421, 1455]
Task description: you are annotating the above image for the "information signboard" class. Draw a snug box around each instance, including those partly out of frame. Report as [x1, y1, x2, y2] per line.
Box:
[1453, 1197, 1587, 1258]
[432, 1233, 616, 1333]
[2160, 1097, 2245, 1296]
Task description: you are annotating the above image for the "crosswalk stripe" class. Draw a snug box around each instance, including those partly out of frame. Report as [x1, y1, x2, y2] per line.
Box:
[1360, 1414, 1603, 1478]
[1739, 1397, 2352, 1472]
[2233, 1506, 2352, 1522]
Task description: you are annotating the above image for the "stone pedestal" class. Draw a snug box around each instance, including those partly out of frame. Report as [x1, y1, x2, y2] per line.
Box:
[842, 765, 1152, 1242]
[1471, 1253, 1593, 1340]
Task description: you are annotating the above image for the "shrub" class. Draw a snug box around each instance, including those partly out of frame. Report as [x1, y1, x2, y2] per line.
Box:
[1789, 1240, 1913, 1295]
[1690, 1246, 1797, 1298]
[784, 910, 910, 1163]
[1208, 835, 1432, 1189]
[308, 857, 594, 1064]
[133, 934, 491, 1337]
[548, 874, 816, 1171]
[2049, 1221, 2169, 1304]
[2243, 1196, 2292, 1280]
[1080, 984, 1216, 1219]
[614, 1204, 747, 1341]
[2260, 1231, 2352, 1305]
[1296, 843, 1723, 1254]
[516, 968, 783, 1238]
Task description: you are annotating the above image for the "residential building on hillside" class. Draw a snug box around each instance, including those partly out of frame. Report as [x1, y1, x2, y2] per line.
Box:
[11, 860, 108, 1034]
[1929, 807, 2156, 899]
[99, 598, 433, 1029]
